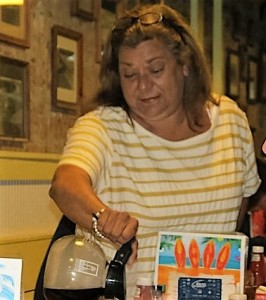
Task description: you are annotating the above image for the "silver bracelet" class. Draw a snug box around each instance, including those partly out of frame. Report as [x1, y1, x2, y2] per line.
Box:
[92, 208, 105, 239]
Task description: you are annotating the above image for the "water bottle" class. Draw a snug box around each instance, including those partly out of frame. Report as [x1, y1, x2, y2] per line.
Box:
[152, 285, 165, 299]
[249, 246, 265, 287]
[133, 277, 153, 300]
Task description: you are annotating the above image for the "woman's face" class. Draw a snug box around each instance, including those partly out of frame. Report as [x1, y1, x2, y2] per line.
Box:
[118, 39, 188, 124]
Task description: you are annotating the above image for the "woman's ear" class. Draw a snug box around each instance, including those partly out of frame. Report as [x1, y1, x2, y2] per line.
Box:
[182, 64, 189, 77]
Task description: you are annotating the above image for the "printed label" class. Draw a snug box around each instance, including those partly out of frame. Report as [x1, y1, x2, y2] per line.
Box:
[178, 277, 222, 300]
[74, 259, 99, 277]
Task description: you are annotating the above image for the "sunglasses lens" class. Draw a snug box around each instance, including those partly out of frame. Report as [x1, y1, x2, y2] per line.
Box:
[113, 17, 134, 31]
[113, 13, 163, 32]
[139, 13, 162, 25]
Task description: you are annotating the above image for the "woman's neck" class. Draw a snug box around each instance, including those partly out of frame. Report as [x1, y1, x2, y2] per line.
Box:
[131, 108, 211, 142]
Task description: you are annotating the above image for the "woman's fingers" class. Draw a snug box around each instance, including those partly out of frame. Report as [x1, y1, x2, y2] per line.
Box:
[127, 238, 138, 266]
[97, 209, 138, 244]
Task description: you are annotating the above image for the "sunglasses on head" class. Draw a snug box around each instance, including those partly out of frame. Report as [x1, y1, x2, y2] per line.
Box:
[112, 12, 186, 44]
[112, 12, 163, 31]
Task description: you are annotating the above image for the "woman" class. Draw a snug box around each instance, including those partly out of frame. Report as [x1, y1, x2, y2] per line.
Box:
[35, 4, 261, 299]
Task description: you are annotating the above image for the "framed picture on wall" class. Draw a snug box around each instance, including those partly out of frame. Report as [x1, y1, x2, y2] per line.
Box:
[0, 2, 29, 47]
[226, 49, 240, 100]
[247, 56, 258, 104]
[239, 45, 248, 81]
[0, 56, 29, 142]
[51, 25, 83, 113]
[125, 0, 140, 10]
[95, 0, 115, 63]
[71, 0, 97, 21]
[125, 0, 164, 10]
[232, 9, 245, 42]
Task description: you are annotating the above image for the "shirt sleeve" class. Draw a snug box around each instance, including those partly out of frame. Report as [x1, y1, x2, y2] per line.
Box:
[241, 112, 261, 197]
[58, 112, 112, 187]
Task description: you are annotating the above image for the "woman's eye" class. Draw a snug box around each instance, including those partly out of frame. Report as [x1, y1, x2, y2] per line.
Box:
[151, 66, 164, 74]
[124, 73, 137, 78]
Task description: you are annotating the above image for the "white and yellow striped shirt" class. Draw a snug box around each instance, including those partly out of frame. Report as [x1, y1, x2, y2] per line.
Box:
[59, 94, 260, 298]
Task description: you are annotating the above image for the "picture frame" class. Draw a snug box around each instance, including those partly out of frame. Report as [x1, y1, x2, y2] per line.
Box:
[51, 25, 83, 113]
[226, 49, 240, 100]
[0, 2, 29, 47]
[232, 9, 244, 42]
[247, 19, 255, 47]
[71, 0, 97, 21]
[124, 0, 163, 10]
[0, 56, 29, 142]
[95, 0, 116, 63]
[125, 0, 140, 10]
[239, 45, 248, 81]
[247, 56, 258, 104]
[258, 51, 266, 103]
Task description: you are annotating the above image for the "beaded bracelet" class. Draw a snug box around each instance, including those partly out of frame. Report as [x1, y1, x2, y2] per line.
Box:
[92, 208, 105, 239]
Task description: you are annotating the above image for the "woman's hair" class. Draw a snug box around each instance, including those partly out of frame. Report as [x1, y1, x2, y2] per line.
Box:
[89, 4, 217, 131]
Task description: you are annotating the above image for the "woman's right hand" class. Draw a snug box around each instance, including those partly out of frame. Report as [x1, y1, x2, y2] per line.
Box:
[97, 209, 139, 265]
[97, 209, 139, 245]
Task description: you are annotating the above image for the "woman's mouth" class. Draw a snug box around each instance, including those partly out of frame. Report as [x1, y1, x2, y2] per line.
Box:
[140, 95, 159, 102]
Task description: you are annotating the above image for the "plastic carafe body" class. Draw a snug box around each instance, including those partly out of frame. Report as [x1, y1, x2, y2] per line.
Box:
[43, 234, 107, 300]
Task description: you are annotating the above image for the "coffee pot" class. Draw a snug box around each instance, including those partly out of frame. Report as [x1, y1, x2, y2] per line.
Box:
[43, 234, 134, 300]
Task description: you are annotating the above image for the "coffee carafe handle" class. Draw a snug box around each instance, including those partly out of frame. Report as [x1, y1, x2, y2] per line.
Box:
[104, 237, 136, 300]
[113, 236, 136, 265]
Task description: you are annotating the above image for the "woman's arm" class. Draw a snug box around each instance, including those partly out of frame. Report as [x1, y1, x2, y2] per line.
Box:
[49, 164, 138, 245]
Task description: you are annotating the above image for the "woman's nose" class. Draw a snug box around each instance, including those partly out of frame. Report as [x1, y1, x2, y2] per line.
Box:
[137, 73, 152, 91]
